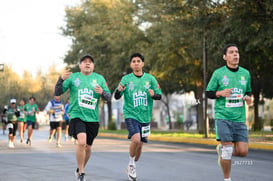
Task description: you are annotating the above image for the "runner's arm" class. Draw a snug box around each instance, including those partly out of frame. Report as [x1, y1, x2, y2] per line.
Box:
[55, 76, 64, 96]
[101, 91, 111, 102]
[152, 94, 161, 100]
[206, 91, 217, 99]
[114, 90, 122, 100]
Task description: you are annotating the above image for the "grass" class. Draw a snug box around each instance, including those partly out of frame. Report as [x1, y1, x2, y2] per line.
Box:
[99, 129, 273, 141]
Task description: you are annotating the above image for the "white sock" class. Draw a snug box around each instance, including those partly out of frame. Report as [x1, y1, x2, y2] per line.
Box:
[129, 156, 135, 166]
[224, 178, 231, 181]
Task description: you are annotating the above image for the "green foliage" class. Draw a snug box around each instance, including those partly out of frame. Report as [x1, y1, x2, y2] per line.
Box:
[0, 65, 65, 111]
[108, 120, 117, 130]
[61, 0, 273, 132]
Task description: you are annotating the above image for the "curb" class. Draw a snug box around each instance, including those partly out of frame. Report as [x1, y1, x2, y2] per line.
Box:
[98, 133, 273, 151]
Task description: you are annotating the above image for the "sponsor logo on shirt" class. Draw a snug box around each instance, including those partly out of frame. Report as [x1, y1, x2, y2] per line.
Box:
[129, 82, 134, 91]
[74, 78, 80, 87]
[144, 81, 150, 89]
[222, 75, 229, 86]
[133, 91, 148, 107]
[91, 80, 97, 87]
[239, 76, 247, 85]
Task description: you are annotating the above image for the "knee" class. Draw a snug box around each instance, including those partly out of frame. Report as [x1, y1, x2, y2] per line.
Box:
[238, 149, 248, 157]
[131, 134, 141, 145]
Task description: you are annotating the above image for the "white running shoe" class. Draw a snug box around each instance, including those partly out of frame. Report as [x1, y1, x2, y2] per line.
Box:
[56, 143, 62, 148]
[127, 164, 137, 181]
[77, 173, 86, 181]
[8, 141, 14, 148]
[75, 168, 79, 180]
[216, 144, 222, 169]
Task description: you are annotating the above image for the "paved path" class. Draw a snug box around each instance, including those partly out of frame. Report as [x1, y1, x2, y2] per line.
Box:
[0, 130, 272, 181]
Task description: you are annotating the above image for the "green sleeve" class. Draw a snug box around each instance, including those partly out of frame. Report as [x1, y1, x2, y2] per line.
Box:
[206, 71, 219, 91]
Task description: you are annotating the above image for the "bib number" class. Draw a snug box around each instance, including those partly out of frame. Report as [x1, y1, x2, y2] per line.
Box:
[225, 94, 243, 107]
[141, 125, 151, 138]
[79, 94, 97, 110]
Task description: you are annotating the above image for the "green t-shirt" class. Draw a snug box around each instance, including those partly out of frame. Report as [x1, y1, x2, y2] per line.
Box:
[116, 72, 162, 123]
[7, 107, 18, 122]
[206, 66, 251, 122]
[18, 105, 26, 122]
[23, 103, 39, 122]
[63, 72, 110, 122]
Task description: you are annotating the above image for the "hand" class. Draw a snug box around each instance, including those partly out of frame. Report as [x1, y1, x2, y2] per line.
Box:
[61, 69, 72, 80]
[243, 95, 252, 105]
[217, 88, 233, 97]
[117, 83, 126, 92]
[94, 85, 103, 95]
[148, 89, 155, 97]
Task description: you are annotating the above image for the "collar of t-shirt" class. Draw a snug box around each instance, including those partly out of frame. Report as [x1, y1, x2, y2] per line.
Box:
[226, 65, 239, 72]
[134, 73, 143, 78]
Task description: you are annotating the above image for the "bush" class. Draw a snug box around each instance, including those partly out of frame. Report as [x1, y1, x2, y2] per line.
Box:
[108, 121, 117, 130]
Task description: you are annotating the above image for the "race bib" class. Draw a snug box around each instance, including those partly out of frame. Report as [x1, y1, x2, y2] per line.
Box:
[19, 113, 25, 119]
[225, 93, 243, 107]
[141, 125, 151, 138]
[7, 123, 13, 129]
[79, 94, 97, 110]
[54, 112, 63, 122]
[28, 110, 34, 116]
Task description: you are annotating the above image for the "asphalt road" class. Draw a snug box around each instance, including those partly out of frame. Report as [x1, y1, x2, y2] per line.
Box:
[0, 129, 272, 181]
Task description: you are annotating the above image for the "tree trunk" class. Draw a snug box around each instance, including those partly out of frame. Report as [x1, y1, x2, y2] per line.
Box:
[253, 90, 260, 131]
[196, 85, 204, 134]
[107, 101, 112, 122]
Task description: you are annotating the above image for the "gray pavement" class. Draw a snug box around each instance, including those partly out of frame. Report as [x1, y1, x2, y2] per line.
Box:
[0, 129, 273, 181]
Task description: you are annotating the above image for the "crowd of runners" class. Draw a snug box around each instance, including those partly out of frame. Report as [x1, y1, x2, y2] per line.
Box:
[0, 45, 252, 181]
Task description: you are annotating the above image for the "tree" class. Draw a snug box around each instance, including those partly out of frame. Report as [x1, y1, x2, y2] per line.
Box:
[204, 0, 273, 130]
[62, 0, 147, 123]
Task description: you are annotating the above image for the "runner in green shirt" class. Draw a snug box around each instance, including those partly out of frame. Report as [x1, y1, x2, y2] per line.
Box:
[55, 54, 111, 181]
[206, 43, 252, 181]
[23, 96, 39, 146]
[114, 53, 161, 181]
[7, 99, 20, 148]
[18, 99, 26, 143]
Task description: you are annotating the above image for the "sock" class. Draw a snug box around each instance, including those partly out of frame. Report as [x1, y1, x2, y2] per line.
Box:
[224, 178, 231, 181]
[129, 156, 135, 166]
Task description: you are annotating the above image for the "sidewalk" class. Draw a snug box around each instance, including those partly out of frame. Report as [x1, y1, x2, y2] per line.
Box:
[98, 132, 273, 151]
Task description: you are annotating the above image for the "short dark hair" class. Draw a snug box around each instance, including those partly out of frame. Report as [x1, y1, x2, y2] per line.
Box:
[29, 96, 36, 101]
[223, 43, 238, 55]
[129, 53, 144, 62]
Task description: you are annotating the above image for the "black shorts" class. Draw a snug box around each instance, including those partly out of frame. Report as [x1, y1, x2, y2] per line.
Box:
[8, 122, 18, 136]
[50, 122, 62, 130]
[65, 120, 69, 126]
[69, 118, 99, 146]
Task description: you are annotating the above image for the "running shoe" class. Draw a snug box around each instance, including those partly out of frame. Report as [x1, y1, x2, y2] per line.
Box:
[74, 168, 79, 179]
[26, 138, 31, 146]
[56, 143, 62, 148]
[216, 144, 222, 169]
[127, 164, 137, 181]
[8, 141, 14, 148]
[48, 137, 52, 143]
[77, 173, 86, 181]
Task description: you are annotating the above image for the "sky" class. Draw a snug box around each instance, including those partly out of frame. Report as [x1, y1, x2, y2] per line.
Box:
[0, 0, 80, 77]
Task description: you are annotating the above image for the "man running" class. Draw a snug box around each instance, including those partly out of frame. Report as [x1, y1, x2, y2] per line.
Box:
[7, 99, 20, 148]
[55, 54, 111, 181]
[114, 53, 162, 181]
[206, 43, 252, 181]
[23, 96, 39, 146]
[45, 95, 64, 148]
